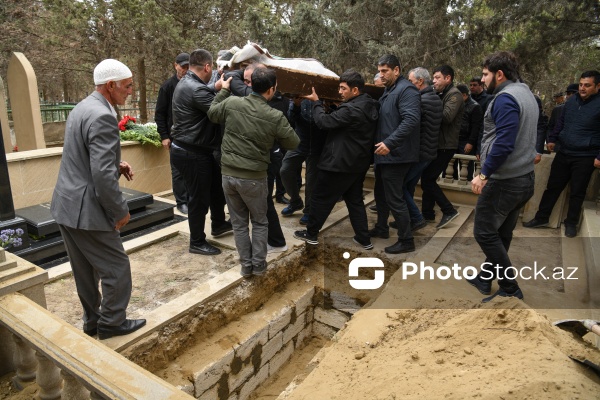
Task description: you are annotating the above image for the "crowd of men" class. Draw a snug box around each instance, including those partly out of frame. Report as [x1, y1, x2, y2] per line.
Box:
[50, 50, 599, 339]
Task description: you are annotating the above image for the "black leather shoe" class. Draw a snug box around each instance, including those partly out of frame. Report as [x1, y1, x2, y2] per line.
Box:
[190, 242, 221, 255]
[368, 228, 389, 239]
[98, 319, 146, 340]
[564, 224, 577, 238]
[384, 240, 415, 254]
[522, 218, 548, 228]
[276, 195, 290, 204]
[466, 276, 492, 295]
[84, 327, 97, 337]
[211, 221, 233, 238]
[177, 204, 188, 214]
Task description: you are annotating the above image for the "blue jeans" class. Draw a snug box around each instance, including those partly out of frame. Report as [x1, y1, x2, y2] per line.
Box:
[403, 160, 431, 224]
[473, 172, 535, 291]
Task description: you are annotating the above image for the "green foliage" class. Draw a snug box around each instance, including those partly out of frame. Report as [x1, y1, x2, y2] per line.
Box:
[1, 0, 598, 112]
[120, 122, 161, 147]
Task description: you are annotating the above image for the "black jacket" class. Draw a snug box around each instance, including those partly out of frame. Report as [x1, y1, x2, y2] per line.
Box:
[154, 74, 179, 140]
[375, 77, 421, 164]
[472, 91, 492, 113]
[419, 86, 443, 161]
[459, 96, 483, 146]
[171, 70, 221, 151]
[312, 93, 379, 173]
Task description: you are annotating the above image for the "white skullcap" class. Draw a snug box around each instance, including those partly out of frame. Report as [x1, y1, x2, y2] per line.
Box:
[93, 59, 132, 85]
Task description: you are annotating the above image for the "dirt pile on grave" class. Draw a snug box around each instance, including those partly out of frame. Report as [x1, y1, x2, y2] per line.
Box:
[283, 297, 600, 400]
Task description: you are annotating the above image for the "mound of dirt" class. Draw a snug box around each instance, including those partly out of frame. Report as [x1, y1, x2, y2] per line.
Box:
[283, 298, 600, 399]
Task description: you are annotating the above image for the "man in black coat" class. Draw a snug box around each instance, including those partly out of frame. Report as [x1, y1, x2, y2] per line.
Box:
[294, 70, 379, 249]
[155, 53, 190, 214]
[369, 55, 421, 254]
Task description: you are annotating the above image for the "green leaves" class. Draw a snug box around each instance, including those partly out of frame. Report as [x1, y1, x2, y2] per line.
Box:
[120, 122, 161, 147]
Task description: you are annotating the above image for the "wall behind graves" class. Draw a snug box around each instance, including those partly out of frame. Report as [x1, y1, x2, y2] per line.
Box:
[6, 142, 171, 209]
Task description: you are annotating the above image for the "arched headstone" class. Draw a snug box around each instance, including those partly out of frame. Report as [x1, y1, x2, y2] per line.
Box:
[0, 77, 11, 154]
[7, 52, 45, 151]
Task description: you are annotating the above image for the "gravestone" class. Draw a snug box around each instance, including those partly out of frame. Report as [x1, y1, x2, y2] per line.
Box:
[0, 122, 30, 252]
[7, 52, 45, 151]
[0, 77, 11, 154]
[14, 188, 174, 265]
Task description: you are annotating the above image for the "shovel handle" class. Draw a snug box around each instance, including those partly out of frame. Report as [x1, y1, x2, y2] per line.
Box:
[583, 320, 600, 336]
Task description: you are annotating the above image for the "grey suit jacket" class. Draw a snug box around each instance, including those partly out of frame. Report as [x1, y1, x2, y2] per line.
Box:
[51, 91, 128, 231]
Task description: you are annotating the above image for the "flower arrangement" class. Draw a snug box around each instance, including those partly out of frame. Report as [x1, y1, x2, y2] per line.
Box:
[118, 115, 162, 147]
[1, 228, 24, 250]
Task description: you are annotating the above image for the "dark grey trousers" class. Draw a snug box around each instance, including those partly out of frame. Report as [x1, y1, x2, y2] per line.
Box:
[58, 225, 132, 330]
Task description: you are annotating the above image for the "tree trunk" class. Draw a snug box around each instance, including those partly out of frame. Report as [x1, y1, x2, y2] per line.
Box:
[137, 57, 147, 123]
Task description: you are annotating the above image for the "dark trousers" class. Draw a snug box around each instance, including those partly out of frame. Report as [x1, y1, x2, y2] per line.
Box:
[474, 172, 535, 291]
[307, 170, 369, 243]
[280, 149, 319, 214]
[535, 152, 597, 226]
[170, 151, 188, 206]
[170, 145, 227, 246]
[374, 163, 413, 242]
[267, 152, 286, 247]
[58, 225, 131, 329]
[274, 149, 287, 198]
[421, 149, 457, 219]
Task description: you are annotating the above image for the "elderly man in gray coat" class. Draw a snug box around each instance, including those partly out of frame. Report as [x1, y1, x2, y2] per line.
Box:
[51, 59, 146, 340]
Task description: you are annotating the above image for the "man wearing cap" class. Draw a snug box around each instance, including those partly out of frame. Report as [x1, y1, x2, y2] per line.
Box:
[155, 52, 190, 214]
[51, 59, 146, 340]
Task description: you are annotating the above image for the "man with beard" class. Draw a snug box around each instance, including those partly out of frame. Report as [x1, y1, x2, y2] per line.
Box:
[467, 51, 538, 302]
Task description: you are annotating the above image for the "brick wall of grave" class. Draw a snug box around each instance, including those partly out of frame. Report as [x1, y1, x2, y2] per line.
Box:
[179, 287, 354, 400]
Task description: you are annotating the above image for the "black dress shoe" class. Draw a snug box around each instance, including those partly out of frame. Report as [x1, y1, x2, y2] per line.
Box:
[384, 240, 415, 254]
[98, 319, 147, 340]
[368, 228, 389, 239]
[466, 276, 492, 295]
[564, 224, 577, 238]
[177, 204, 188, 214]
[190, 242, 221, 255]
[84, 327, 97, 337]
[522, 218, 548, 228]
[276, 195, 290, 204]
[211, 221, 233, 237]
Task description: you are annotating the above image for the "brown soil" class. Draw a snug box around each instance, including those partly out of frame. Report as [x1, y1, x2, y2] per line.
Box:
[4, 197, 600, 400]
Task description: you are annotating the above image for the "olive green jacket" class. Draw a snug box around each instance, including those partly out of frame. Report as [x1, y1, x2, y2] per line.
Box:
[208, 89, 299, 179]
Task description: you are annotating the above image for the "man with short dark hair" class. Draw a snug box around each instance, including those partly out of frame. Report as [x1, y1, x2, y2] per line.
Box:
[294, 69, 379, 249]
[420, 64, 463, 229]
[155, 52, 190, 214]
[524, 70, 600, 238]
[455, 84, 483, 180]
[469, 77, 492, 112]
[369, 55, 421, 254]
[468, 51, 538, 302]
[171, 49, 232, 256]
[208, 68, 299, 277]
